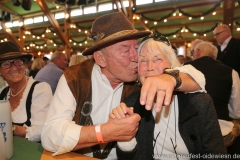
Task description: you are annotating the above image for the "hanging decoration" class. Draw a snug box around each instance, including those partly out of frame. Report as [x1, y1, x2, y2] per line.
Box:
[140, 8, 178, 21]
[52, 39, 63, 45]
[235, 21, 240, 26]
[178, 1, 222, 18]
[30, 28, 46, 36]
[25, 41, 47, 49]
[153, 27, 183, 37]
[185, 23, 219, 34]
[140, 1, 222, 22]
[70, 37, 87, 43]
[76, 24, 91, 30]
[151, 22, 218, 37]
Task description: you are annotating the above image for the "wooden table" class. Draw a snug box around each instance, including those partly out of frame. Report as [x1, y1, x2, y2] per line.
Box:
[10, 136, 99, 160]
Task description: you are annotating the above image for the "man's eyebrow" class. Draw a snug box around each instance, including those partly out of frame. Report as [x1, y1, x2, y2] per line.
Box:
[120, 44, 128, 48]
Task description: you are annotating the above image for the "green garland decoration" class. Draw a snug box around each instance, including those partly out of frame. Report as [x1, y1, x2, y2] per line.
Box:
[75, 24, 91, 31]
[140, 1, 222, 22]
[140, 8, 178, 21]
[25, 41, 47, 48]
[235, 21, 240, 26]
[185, 23, 218, 34]
[178, 1, 222, 18]
[153, 27, 183, 37]
[52, 39, 63, 45]
[30, 28, 46, 36]
[70, 37, 87, 43]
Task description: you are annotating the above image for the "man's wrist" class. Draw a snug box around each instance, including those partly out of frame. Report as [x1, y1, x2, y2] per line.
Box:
[95, 125, 104, 144]
[163, 69, 182, 90]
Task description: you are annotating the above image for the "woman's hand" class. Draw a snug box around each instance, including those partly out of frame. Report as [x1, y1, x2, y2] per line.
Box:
[109, 103, 134, 119]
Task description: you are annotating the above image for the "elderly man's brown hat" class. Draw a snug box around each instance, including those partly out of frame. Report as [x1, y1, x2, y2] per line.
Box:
[82, 12, 151, 55]
[0, 41, 32, 62]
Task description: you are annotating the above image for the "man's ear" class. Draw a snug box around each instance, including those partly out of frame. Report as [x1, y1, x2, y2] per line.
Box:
[93, 51, 106, 67]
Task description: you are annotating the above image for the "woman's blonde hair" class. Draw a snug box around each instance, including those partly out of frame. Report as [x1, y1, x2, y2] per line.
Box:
[69, 55, 87, 66]
[31, 58, 43, 70]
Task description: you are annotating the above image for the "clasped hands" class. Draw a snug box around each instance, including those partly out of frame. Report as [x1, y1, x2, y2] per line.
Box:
[106, 75, 175, 141]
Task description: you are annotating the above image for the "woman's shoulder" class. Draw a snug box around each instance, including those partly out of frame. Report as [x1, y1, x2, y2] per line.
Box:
[178, 92, 213, 110]
[28, 77, 52, 93]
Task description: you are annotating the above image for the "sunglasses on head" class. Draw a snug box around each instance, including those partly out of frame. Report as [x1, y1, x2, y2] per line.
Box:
[140, 34, 171, 46]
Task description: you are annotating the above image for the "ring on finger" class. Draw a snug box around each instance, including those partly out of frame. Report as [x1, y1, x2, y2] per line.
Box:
[157, 88, 166, 92]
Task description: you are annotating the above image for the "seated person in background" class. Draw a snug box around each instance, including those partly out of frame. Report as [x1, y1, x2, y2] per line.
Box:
[24, 59, 33, 76]
[190, 39, 203, 58]
[29, 58, 44, 78]
[0, 41, 52, 142]
[185, 56, 192, 63]
[35, 51, 69, 94]
[110, 35, 227, 159]
[177, 55, 185, 65]
[0, 75, 5, 88]
[42, 56, 49, 66]
[41, 12, 205, 159]
[69, 55, 87, 66]
[185, 41, 240, 155]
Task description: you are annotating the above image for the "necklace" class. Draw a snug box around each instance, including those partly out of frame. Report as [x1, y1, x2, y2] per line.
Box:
[10, 78, 28, 97]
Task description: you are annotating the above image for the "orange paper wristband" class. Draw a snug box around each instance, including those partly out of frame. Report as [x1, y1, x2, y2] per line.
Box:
[95, 125, 104, 144]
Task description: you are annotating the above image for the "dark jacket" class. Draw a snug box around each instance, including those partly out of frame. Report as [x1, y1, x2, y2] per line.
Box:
[217, 37, 240, 77]
[117, 92, 227, 160]
[185, 56, 232, 121]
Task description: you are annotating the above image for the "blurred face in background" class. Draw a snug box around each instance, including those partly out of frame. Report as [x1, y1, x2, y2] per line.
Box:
[55, 54, 69, 70]
[42, 60, 48, 66]
[213, 26, 230, 45]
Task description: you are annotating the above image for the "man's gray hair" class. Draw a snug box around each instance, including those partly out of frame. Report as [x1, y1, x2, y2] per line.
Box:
[191, 39, 203, 50]
[50, 51, 64, 61]
[195, 42, 218, 59]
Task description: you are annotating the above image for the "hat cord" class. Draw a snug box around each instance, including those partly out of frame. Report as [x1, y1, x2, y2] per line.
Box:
[10, 77, 28, 97]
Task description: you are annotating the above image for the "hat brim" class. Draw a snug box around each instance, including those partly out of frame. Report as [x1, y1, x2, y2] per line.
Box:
[82, 30, 151, 55]
[0, 54, 32, 63]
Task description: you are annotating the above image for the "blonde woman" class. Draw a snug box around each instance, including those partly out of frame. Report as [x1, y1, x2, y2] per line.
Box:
[29, 58, 43, 78]
[69, 55, 87, 66]
[110, 35, 227, 159]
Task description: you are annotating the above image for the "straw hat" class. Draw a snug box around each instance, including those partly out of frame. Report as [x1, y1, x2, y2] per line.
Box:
[0, 41, 32, 62]
[82, 12, 151, 55]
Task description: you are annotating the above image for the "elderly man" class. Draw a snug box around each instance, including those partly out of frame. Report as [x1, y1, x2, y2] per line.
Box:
[35, 51, 68, 93]
[186, 41, 240, 155]
[41, 12, 205, 159]
[213, 24, 240, 76]
[190, 39, 203, 58]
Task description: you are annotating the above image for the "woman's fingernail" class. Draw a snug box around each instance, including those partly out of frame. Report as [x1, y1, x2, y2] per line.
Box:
[146, 106, 150, 110]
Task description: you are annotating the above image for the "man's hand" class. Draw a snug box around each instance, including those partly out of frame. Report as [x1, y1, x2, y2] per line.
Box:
[102, 113, 140, 142]
[140, 74, 175, 112]
[109, 103, 134, 119]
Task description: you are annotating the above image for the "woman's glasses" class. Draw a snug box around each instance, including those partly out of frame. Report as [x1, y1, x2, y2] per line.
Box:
[141, 34, 171, 46]
[0, 59, 24, 69]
